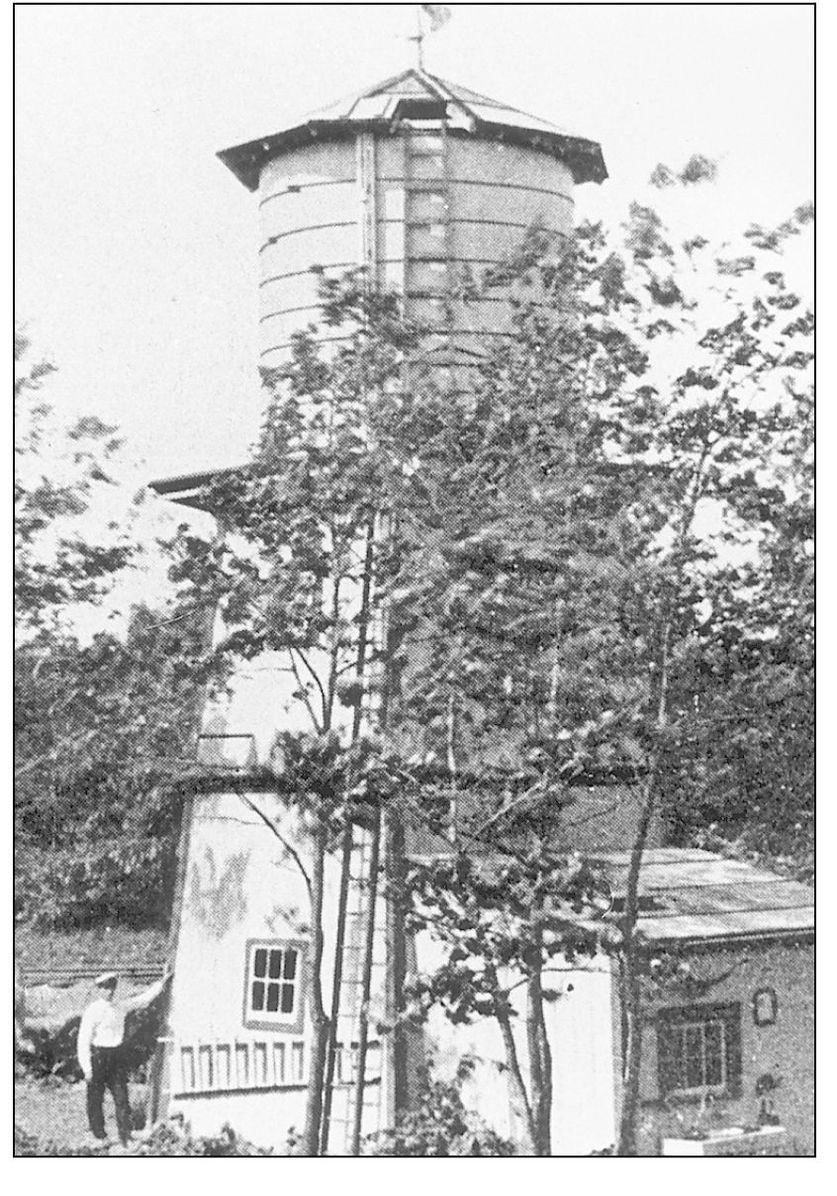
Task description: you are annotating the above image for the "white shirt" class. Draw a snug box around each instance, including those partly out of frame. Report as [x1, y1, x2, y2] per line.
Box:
[77, 978, 168, 1077]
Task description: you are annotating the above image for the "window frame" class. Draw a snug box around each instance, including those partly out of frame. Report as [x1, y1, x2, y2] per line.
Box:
[242, 938, 307, 1033]
[656, 1001, 742, 1103]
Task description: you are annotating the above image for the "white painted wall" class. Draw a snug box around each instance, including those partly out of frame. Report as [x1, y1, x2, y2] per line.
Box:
[414, 928, 616, 1154]
[160, 788, 618, 1154]
[161, 789, 389, 1152]
[546, 956, 616, 1154]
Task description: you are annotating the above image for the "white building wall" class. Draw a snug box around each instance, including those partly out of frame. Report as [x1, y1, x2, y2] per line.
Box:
[414, 929, 616, 1154]
[546, 956, 616, 1154]
[160, 792, 618, 1155]
[161, 789, 389, 1153]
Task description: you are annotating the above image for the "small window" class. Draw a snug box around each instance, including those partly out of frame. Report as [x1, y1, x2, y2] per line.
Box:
[394, 98, 447, 121]
[243, 940, 306, 1031]
[610, 895, 665, 914]
[657, 1002, 742, 1101]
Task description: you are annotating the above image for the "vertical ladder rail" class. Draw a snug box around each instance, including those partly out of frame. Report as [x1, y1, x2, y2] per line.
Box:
[349, 809, 383, 1155]
[320, 826, 372, 1152]
[318, 822, 354, 1154]
[439, 113, 455, 364]
[321, 518, 376, 1154]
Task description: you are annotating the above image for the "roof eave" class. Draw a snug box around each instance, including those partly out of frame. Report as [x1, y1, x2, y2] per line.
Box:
[641, 925, 815, 952]
[218, 116, 608, 192]
[217, 117, 393, 191]
[471, 118, 608, 184]
[148, 462, 257, 512]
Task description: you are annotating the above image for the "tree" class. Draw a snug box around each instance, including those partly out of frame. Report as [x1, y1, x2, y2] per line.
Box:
[14, 599, 210, 929]
[14, 325, 213, 929]
[164, 176, 812, 1153]
[401, 841, 609, 1155]
[15, 325, 133, 636]
[166, 276, 423, 1153]
[368, 190, 812, 1151]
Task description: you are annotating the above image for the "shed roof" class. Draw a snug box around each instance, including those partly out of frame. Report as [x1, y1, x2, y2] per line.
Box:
[148, 462, 257, 511]
[218, 67, 607, 191]
[16, 926, 167, 987]
[590, 848, 814, 948]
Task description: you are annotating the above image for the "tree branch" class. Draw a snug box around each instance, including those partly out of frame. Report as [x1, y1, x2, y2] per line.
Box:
[292, 646, 330, 730]
[239, 792, 313, 904]
[287, 648, 324, 733]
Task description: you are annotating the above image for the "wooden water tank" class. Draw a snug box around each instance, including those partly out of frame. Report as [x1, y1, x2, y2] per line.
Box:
[218, 68, 606, 376]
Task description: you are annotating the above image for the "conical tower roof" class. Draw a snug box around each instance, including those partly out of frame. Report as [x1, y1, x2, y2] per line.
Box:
[218, 67, 606, 190]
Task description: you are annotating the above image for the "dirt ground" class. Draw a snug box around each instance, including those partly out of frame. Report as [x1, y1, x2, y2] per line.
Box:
[15, 1076, 148, 1153]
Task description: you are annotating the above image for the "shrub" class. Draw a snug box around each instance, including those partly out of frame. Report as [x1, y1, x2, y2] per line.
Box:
[131, 1119, 273, 1156]
[365, 1065, 515, 1156]
[15, 835, 177, 930]
[14, 1117, 272, 1157]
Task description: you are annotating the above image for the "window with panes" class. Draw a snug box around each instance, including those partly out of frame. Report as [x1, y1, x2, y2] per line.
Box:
[657, 1001, 742, 1100]
[244, 941, 304, 1030]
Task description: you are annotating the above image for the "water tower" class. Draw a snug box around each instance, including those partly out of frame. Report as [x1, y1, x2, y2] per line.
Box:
[148, 69, 617, 1154]
[219, 66, 606, 381]
[152, 63, 609, 781]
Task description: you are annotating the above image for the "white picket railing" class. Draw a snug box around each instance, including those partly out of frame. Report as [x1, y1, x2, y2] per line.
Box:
[166, 1036, 382, 1097]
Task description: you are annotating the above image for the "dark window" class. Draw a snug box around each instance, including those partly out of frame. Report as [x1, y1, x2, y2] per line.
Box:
[245, 942, 302, 1026]
[657, 1002, 742, 1100]
[610, 895, 665, 914]
[394, 98, 447, 121]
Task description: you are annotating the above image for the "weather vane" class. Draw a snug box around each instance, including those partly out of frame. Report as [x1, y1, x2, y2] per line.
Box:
[408, 5, 452, 70]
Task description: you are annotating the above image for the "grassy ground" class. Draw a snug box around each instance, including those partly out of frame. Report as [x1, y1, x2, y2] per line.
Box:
[14, 1075, 273, 1156]
[15, 1075, 147, 1153]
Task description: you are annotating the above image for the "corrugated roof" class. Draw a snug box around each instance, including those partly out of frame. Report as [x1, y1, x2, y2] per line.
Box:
[589, 848, 814, 946]
[218, 67, 607, 191]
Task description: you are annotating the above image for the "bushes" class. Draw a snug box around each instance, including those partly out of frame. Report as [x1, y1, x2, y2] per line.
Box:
[14, 1117, 272, 1157]
[130, 1119, 273, 1156]
[15, 1123, 106, 1156]
[15, 835, 177, 930]
[366, 1067, 515, 1156]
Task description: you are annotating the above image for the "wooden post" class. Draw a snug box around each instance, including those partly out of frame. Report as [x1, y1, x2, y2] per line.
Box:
[146, 790, 193, 1124]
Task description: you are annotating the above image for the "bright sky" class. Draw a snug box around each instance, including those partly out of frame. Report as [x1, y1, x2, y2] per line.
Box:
[16, 3, 814, 486]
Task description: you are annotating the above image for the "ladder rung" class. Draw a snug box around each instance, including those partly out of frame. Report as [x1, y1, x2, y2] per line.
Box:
[405, 180, 448, 192]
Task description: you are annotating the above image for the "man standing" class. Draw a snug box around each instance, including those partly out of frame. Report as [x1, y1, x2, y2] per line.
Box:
[77, 969, 171, 1146]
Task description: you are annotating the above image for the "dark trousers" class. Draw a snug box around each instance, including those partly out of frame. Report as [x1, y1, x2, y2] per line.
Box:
[86, 1046, 132, 1143]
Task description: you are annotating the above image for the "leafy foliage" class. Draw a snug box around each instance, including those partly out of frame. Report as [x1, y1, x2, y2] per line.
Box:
[16, 836, 178, 931]
[162, 186, 811, 1152]
[14, 604, 208, 929]
[14, 326, 134, 635]
[14, 329, 211, 930]
[366, 1063, 515, 1156]
[14, 1117, 272, 1156]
